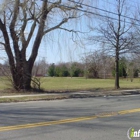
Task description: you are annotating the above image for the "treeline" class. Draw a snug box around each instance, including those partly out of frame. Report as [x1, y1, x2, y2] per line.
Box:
[1, 53, 139, 80]
[48, 62, 84, 77]
[47, 51, 140, 79]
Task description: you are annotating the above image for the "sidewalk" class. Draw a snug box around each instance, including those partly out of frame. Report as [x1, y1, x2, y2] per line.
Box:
[0, 89, 140, 99]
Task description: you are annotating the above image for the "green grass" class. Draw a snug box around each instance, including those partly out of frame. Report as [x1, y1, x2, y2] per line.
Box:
[41, 77, 140, 91]
[0, 77, 140, 92]
[41, 77, 112, 91]
[0, 77, 12, 90]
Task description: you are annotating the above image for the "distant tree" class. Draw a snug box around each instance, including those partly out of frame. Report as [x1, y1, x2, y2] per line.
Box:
[0, 61, 11, 77]
[55, 66, 61, 77]
[48, 62, 84, 77]
[119, 57, 127, 78]
[124, 54, 140, 81]
[70, 62, 84, 77]
[63, 68, 69, 77]
[32, 58, 48, 77]
[52, 63, 69, 77]
[86, 52, 101, 78]
[48, 63, 55, 77]
[58, 64, 69, 77]
[128, 62, 134, 82]
[82, 51, 114, 78]
[134, 69, 139, 78]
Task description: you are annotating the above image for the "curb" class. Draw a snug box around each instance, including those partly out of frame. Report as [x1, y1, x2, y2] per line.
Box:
[0, 89, 140, 103]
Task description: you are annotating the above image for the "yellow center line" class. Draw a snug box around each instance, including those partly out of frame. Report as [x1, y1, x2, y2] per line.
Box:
[0, 108, 140, 132]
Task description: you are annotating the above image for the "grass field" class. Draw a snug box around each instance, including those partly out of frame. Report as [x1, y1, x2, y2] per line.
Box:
[40, 77, 140, 91]
[0, 77, 12, 90]
[0, 77, 140, 92]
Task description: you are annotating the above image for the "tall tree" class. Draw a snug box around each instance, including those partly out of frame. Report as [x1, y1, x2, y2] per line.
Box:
[88, 0, 136, 89]
[0, 0, 83, 90]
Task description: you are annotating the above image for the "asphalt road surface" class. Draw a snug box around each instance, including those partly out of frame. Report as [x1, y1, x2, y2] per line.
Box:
[0, 94, 140, 140]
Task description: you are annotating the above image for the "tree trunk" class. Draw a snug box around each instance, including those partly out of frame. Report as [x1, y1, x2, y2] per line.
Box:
[115, 49, 120, 89]
[11, 62, 32, 91]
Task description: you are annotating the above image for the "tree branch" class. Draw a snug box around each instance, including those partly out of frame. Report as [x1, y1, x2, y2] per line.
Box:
[43, 17, 74, 35]
[0, 19, 15, 68]
[9, 0, 20, 62]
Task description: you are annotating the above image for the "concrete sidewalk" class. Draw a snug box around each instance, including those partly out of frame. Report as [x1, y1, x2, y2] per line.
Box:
[0, 89, 140, 99]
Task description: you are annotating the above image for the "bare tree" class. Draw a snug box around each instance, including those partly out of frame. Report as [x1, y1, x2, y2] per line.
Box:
[88, 0, 136, 89]
[82, 50, 114, 79]
[0, 0, 84, 91]
[32, 58, 48, 77]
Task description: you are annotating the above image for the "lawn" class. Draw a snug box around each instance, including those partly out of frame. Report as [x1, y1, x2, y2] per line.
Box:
[0, 77, 12, 90]
[40, 77, 140, 91]
[0, 77, 140, 92]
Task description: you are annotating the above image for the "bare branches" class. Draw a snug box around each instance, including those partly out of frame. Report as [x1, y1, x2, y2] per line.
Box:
[0, 42, 5, 47]
[86, 0, 135, 89]
[43, 17, 74, 35]
[10, 0, 19, 28]
[0, 0, 85, 90]
[0, 19, 15, 68]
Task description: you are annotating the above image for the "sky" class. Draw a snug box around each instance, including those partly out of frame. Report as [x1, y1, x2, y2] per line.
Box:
[0, 0, 140, 64]
[35, 0, 140, 64]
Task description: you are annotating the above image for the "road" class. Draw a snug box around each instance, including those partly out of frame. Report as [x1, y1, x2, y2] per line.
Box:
[0, 94, 140, 140]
